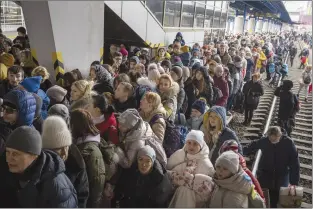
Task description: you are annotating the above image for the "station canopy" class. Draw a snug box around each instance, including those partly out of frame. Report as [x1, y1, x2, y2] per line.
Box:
[229, 1, 293, 24]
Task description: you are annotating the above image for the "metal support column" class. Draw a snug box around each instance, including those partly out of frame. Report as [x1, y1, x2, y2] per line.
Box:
[254, 16, 258, 33]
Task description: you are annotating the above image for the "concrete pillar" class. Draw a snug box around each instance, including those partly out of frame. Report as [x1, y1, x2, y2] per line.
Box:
[262, 19, 269, 33]
[234, 16, 244, 34]
[247, 18, 256, 34]
[255, 18, 263, 33]
[21, 1, 104, 80]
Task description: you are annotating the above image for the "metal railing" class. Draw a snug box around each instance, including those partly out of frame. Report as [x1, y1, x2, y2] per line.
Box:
[251, 50, 290, 176]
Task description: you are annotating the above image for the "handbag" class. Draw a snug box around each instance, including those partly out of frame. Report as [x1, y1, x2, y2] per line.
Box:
[279, 185, 303, 208]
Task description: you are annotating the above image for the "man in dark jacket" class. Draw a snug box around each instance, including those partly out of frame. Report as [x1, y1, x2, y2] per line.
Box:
[0, 126, 78, 207]
[274, 80, 299, 136]
[113, 82, 137, 113]
[0, 65, 24, 98]
[0, 89, 36, 155]
[42, 116, 89, 208]
[243, 126, 300, 208]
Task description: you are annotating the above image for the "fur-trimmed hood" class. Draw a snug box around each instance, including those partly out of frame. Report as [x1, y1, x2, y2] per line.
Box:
[137, 77, 157, 90]
[160, 81, 180, 99]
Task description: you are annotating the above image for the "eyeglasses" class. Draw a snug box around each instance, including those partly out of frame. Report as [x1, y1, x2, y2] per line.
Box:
[1, 105, 17, 114]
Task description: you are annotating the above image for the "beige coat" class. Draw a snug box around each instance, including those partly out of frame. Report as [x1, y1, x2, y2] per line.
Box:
[209, 168, 253, 208]
[140, 104, 166, 141]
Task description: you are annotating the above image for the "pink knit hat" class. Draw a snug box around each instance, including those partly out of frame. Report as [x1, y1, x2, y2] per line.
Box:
[120, 48, 128, 56]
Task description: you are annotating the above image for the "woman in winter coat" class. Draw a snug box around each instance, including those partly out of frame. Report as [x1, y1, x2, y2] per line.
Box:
[223, 67, 233, 112]
[158, 74, 180, 122]
[213, 65, 229, 107]
[170, 66, 186, 113]
[202, 106, 242, 165]
[167, 130, 215, 208]
[193, 66, 214, 107]
[255, 47, 267, 72]
[226, 62, 241, 111]
[19, 76, 50, 119]
[87, 93, 118, 145]
[140, 92, 166, 142]
[70, 109, 106, 208]
[114, 109, 167, 169]
[184, 64, 198, 119]
[41, 116, 89, 208]
[242, 72, 264, 125]
[70, 80, 93, 111]
[209, 151, 265, 208]
[90, 64, 114, 95]
[111, 146, 173, 208]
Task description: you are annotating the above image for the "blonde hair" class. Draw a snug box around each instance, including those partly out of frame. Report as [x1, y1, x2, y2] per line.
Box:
[32, 66, 50, 81]
[144, 92, 162, 109]
[72, 80, 93, 99]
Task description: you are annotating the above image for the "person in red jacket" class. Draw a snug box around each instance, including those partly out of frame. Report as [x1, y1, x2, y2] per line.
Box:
[219, 139, 265, 201]
[86, 93, 118, 144]
[213, 65, 229, 106]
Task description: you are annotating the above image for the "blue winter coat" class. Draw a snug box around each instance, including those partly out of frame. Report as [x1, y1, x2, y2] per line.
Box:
[207, 106, 243, 165]
[0, 150, 78, 207]
[20, 76, 50, 119]
[243, 135, 300, 190]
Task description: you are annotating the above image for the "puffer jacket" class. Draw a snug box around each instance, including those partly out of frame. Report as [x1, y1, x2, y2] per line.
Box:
[92, 65, 114, 94]
[116, 119, 167, 169]
[65, 144, 89, 208]
[0, 150, 78, 208]
[0, 90, 36, 155]
[209, 168, 260, 208]
[203, 106, 242, 165]
[177, 84, 186, 113]
[256, 51, 267, 70]
[167, 142, 215, 207]
[75, 134, 106, 208]
[112, 160, 173, 208]
[159, 81, 180, 122]
[140, 104, 167, 141]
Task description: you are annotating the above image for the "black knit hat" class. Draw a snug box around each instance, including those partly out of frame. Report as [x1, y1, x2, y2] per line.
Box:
[161, 60, 172, 69]
[282, 80, 293, 91]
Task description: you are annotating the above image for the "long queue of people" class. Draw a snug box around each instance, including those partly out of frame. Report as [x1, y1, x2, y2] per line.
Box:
[0, 27, 304, 208]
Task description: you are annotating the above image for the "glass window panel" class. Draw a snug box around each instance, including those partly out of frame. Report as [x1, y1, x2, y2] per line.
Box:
[214, 1, 222, 8]
[181, 1, 195, 27]
[213, 10, 221, 28]
[222, 1, 228, 11]
[204, 6, 214, 28]
[146, 1, 164, 24]
[206, 1, 214, 7]
[164, 1, 181, 27]
[220, 12, 227, 28]
[195, 2, 205, 27]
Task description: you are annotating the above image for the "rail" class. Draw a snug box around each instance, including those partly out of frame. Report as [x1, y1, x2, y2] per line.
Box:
[251, 50, 290, 176]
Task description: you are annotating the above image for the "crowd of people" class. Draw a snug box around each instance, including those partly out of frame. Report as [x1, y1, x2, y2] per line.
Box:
[0, 27, 308, 208]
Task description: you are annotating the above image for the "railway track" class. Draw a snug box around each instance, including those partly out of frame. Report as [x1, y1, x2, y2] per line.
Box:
[229, 42, 312, 207]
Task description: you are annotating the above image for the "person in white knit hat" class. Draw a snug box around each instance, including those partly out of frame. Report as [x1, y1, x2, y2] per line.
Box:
[42, 115, 89, 208]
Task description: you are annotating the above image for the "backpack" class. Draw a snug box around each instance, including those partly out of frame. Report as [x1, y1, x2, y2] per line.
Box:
[150, 114, 188, 158]
[269, 63, 275, 74]
[212, 86, 223, 106]
[303, 76, 311, 84]
[144, 132, 168, 167]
